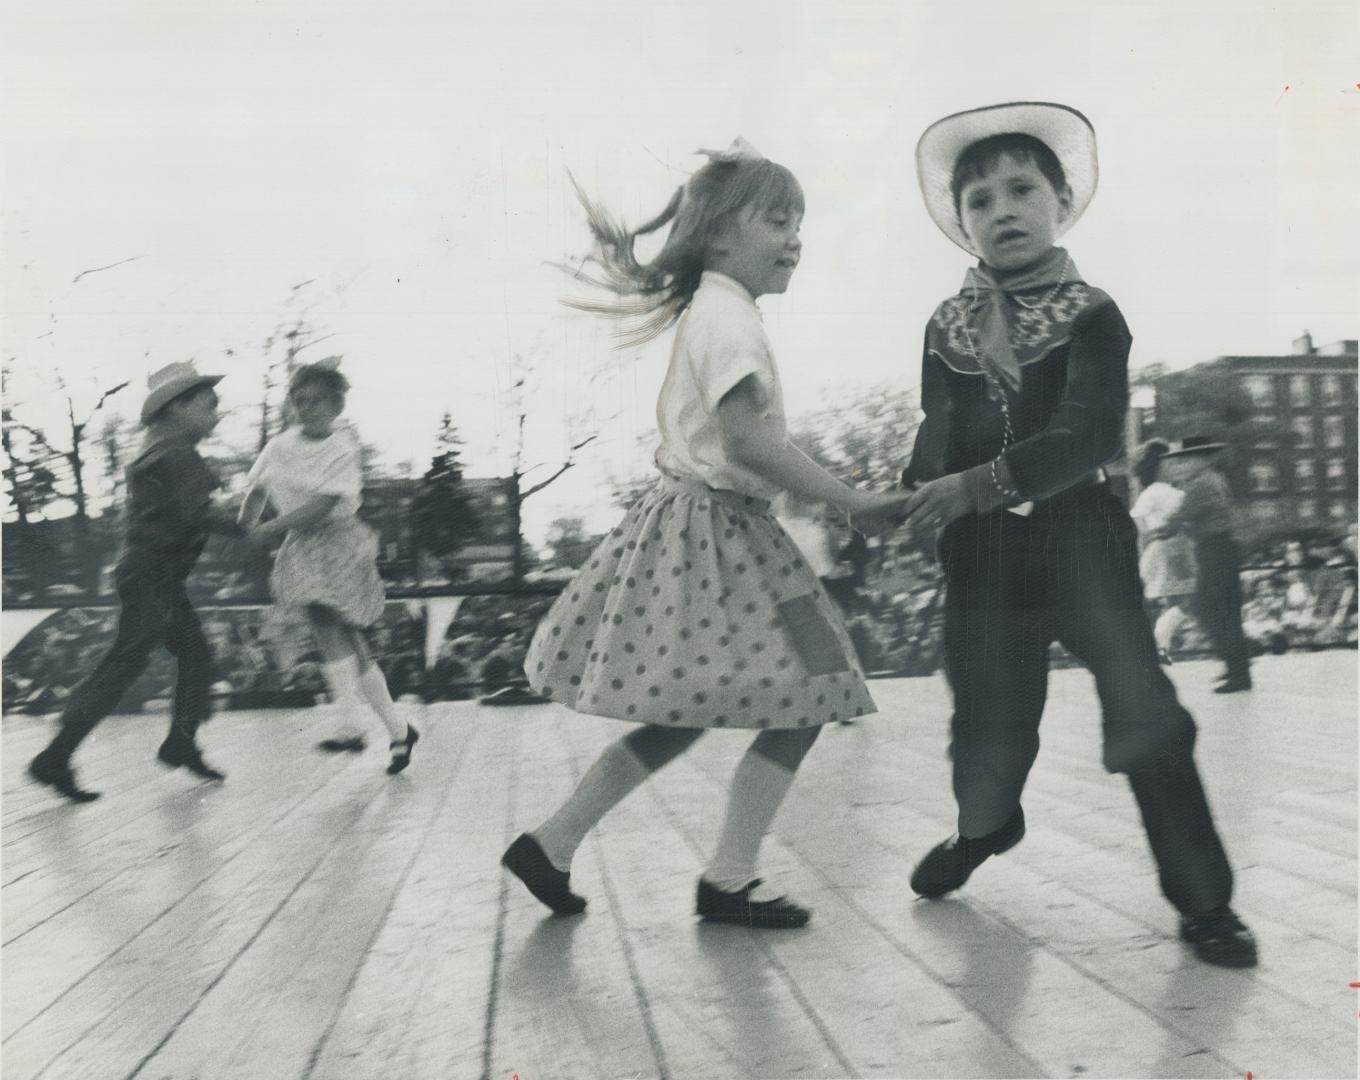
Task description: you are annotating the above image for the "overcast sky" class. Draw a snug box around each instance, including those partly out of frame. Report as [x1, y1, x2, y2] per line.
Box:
[4, 0, 1356, 539]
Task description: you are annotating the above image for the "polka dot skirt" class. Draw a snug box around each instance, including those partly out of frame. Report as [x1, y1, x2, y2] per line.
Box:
[525, 475, 877, 730]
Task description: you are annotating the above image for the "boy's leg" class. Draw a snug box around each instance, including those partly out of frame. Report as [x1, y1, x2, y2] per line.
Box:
[943, 516, 1051, 839]
[31, 581, 163, 801]
[157, 587, 225, 780]
[910, 514, 1048, 899]
[1053, 495, 1239, 925]
[44, 582, 163, 760]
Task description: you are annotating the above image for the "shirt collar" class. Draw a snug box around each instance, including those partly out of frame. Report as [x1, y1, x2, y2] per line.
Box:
[700, 270, 758, 308]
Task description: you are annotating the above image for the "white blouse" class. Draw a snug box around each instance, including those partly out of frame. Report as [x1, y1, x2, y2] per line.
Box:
[654, 271, 787, 500]
[246, 423, 363, 522]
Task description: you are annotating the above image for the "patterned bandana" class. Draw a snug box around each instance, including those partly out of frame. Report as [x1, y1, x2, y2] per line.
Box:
[927, 247, 1106, 389]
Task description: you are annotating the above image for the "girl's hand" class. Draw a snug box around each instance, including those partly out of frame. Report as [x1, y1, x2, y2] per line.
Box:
[248, 520, 284, 546]
[848, 490, 913, 535]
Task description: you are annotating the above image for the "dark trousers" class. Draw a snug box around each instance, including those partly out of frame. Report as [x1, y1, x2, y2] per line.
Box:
[939, 486, 1233, 915]
[1194, 533, 1251, 679]
[49, 574, 213, 759]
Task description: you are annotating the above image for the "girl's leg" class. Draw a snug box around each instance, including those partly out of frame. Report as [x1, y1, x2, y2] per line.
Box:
[348, 628, 410, 746]
[704, 726, 820, 893]
[531, 725, 703, 871]
[310, 606, 368, 746]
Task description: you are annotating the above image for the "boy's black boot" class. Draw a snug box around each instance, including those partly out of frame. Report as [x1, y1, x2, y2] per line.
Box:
[696, 878, 811, 929]
[29, 748, 101, 803]
[157, 733, 226, 781]
[910, 806, 1026, 898]
[1180, 906, 1257, 967]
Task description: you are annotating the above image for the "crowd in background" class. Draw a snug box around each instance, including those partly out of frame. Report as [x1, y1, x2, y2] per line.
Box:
[2, 528, 1354, 717]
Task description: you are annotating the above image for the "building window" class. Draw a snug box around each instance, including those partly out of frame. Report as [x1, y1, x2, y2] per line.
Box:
[1243, 374, 1276, 408]
[1248, 463, 1279, 492]
[1294, 459, 1316, 491]
[1251, 499, 1281, 522]
[1289, 374, 1312, 408]
[1293, 416, 1315, 449]
[1297, 498, 1317, 521]
[1321, 374, 1344, 406]
[1328, 501, 1352, 522]
[1323, 415, 1346, 448]
[1327, 459, 1348, 490]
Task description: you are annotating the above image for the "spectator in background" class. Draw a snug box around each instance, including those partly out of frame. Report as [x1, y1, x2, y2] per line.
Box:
[1130, 440, 1198, 664]
[1161, 437, 1252, 693]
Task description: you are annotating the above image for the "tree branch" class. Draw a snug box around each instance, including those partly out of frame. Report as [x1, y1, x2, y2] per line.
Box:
[519, 434, 598, 500]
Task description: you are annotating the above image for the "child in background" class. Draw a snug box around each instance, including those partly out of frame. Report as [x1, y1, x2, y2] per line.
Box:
[240, 359, 417, 775]
[502, 138, 909, 928]
[29, 363, 241, 802]
[1130, 439, 1199, 661]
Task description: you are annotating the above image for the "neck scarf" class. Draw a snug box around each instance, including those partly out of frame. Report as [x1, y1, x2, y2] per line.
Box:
[958, 247, 1085, 390]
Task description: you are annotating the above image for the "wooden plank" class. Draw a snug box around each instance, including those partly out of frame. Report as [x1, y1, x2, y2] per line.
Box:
[2, 723, 413, 1079]
[484, 712, 664, 1080]
[306, 713, 512, 1079]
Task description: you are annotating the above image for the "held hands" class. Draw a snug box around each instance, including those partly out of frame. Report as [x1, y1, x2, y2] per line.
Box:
[247, 519, 286, 546]
[847, 489, 914, 536]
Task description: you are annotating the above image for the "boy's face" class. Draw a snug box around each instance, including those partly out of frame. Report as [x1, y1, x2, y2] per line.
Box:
[170, 387, 220, 439]
[956, 153, 1072, 272]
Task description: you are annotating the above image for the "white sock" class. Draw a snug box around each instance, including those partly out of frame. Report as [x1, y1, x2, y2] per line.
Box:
[705, 748, 798, 893]
[532, 739, 651, 872]
[357, 663, 407, 743]
[323, 656, 368, 740]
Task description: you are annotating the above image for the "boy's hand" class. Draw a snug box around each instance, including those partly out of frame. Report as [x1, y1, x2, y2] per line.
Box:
[899, 474, 974, 535]
[248, 520, 285, 546]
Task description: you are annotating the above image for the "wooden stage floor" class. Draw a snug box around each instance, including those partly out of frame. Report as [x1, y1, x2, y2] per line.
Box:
[3, 652, 1356, 1079]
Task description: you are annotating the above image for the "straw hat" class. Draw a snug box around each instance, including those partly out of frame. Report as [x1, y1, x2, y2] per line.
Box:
[140, 362, 224, 424]
[916, 102, 1098, 256]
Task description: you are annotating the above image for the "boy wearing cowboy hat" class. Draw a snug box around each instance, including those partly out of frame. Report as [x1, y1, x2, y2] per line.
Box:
[29, 363, 244, 803]
[1159, 436, 1253, 691]
[896, 103, 1255, 967]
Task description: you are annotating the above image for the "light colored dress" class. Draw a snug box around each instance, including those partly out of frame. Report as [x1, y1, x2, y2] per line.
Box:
[523, 271, 875, 730]
[246, 423, 385, 629]
[1131, 481, 1197, 599]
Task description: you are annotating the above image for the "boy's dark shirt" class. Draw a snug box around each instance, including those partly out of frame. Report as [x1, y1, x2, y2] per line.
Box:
[1177, 469, 1236, 540]
[902, 284, 1133, 502]
[117, 434, 223, 584]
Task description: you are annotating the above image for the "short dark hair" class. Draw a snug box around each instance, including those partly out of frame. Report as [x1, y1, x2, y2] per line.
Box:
[950, 132, 1068, 213]
[1134, 439, 1170, 488]
[288, 363, 350, 404]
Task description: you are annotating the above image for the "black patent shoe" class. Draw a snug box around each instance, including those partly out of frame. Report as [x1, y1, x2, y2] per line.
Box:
[501, 833, 586, 914]
[1214, 675, 1253, 694]
[28, 751, 101, 803]
[386, 723, 419, 774]
[318, 734, 368, 753]
[1180, 907, 1258, 967]
[696, 878, 811, 929]
[910, 806, 1026, 898]
[157, 737, 226, 781]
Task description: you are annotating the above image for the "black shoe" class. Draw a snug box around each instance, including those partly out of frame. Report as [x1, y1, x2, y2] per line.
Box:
[317, 735, 368, 753]
[386, 724, 419, 775]
[501, 833, 586, 914]
[157, 737, 226, 781]
[28, 751, 101, 803]
[910, 807, 1026, 899]
[696, 878, 811, 929]
[1156, 648, 1174, 666]
[1180, 907, 1258, 967]
[1214, 675, 1253, 693]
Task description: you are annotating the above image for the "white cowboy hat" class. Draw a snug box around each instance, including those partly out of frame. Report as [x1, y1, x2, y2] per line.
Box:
[916, 102, 1098, 256]
[140, 362, 224, 424]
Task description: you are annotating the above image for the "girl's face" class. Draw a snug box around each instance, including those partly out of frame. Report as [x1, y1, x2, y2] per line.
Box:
[957, 153, 1071, 272]
[707, 203, 803, 298]
[291, 381, 343, 438]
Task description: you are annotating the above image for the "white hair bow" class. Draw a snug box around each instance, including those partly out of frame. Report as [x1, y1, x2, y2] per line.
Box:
[696, 136, 764, 163]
